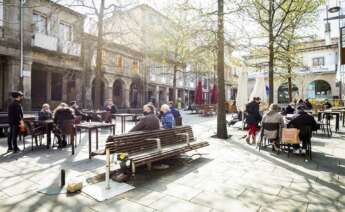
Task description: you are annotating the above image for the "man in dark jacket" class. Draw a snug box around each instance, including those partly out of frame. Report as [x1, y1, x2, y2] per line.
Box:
[7, 91, 24, 152]
[54, 103, 75, 148]
[129, 104, 160, 132]
[245, 97, 262, 144]
[70, 101, 89, 121]
[287, 105, 318, 152]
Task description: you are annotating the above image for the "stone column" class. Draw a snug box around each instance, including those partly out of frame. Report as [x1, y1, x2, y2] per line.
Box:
[164, 87, 169, 103]
[62, 74, 68, 102]
[155, 85, 159, 106]
[22, 62, 32, 110]
[105, 86, 113, 105]
[124, 83, 130, 108]
[46, 72, 52, 101]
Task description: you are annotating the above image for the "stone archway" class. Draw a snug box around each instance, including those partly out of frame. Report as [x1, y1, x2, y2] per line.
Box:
[113, 79, 125, 107]
[277, 83, 299, 104]
[307, 80, 332, 99]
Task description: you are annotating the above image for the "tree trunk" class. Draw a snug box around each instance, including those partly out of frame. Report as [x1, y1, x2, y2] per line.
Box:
[216, 0, 228, 139]
[94, 0, 105, 110]
[287, 64, 292, 103]
[172, 64, 177, 104]
[268, 0, 274, 104]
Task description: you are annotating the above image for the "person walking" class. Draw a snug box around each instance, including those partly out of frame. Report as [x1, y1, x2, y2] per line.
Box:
[7, 91, 24, 153]
[245, 97, 262, 144]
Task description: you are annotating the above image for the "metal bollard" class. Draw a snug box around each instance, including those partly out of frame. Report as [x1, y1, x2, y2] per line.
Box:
[61, 169, 65, 188]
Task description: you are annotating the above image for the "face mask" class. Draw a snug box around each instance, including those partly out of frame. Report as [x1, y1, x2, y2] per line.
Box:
[143, 111, 150, 116]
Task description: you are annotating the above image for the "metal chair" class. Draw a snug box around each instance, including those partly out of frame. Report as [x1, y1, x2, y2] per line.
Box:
[258, 122, 281, 153]
[24, 120, 46, 150]
[318, 114, 332, 137]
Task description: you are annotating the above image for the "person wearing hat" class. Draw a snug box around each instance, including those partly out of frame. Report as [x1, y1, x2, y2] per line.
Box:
[7, 91, 24, 152]
[129, 104, 160, 132]
[70, 101, 89, 121]
[287, 105, 318, 153]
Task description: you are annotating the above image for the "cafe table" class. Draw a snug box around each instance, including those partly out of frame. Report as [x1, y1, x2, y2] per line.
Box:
[75, 122, 115, 159]
[317, 111, 340, 132]
[112, 113, 139, 134]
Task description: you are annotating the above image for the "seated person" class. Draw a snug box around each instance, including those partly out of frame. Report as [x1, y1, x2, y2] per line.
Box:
[160, 104, 175, 129]
[38, 103, 52, 121]
[53, 103, 75, 148]
[169, 102, 181, 119]
[323, 99, 332, 110]
[262, 103, 284, 151]
[105, 103, 118, 114]
[304, 99, 313, 110]
[70, 101, 89, 121]
[129, 104, 160, 132]
[287, 105, 318, 153]
[282, 103, 295, 115]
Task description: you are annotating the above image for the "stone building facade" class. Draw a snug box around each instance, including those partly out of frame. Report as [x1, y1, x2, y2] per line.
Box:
[246, 39, 340, 104]
[0, 1, 239, 111]
[0, 0, 84, 110]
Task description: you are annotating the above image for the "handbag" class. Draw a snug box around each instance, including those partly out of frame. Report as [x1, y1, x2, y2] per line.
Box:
[282, 128, 300, 144]
[19, 120, 27, 134]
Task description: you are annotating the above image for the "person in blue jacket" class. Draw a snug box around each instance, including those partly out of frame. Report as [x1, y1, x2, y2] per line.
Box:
[160, 104, 175, 128]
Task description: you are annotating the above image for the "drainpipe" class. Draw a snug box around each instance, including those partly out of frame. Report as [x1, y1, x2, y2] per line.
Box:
[19, 0, 25, 91]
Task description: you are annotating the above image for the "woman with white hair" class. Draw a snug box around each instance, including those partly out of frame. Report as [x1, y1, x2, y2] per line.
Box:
[38, 103, 52, 121]
[261, 103, 284, 151]
[160, 104, 175, 129]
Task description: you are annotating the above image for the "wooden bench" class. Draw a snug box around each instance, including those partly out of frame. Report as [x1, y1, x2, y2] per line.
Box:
[92, 125, 209, 176]
[202, 105, 216, 116]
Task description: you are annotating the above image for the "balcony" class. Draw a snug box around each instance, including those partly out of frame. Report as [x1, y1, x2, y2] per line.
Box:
[32, 33, 58, 51]
[59, 40, 81, 57]
[299, 65, 337, 73]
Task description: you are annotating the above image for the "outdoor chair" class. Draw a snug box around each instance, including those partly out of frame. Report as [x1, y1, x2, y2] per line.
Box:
[318, 114, 332, 137]
[53, 119, 76, 149]
[175, 117, 182, 126]
[101, 111, 112, 123]
[299, 125, 313, 160]
[23, 120, 46, 150]
[258, 122, 281, 153]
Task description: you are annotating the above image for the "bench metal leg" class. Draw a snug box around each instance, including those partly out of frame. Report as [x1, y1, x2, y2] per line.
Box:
[147, 162, 152, 171]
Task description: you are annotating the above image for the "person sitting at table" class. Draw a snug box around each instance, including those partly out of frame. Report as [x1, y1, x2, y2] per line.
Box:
[160, 104, 175, 129]
[281, 103, 295, 115]
[323, 99, 333, 110]
[38, 103, 52, 121]
[287, 105, 318, 154]
[129, 104, 160, 132]
[105, 103, 118, 114]
[169, 102, 181, 119]
[53, 103, 75, 148]
[70, 101, 90, 121]
[262, 104, 284, 151]
[304, 99, 313, 110]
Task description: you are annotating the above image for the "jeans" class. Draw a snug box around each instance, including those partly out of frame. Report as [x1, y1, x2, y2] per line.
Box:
[8, 125, 19, 150]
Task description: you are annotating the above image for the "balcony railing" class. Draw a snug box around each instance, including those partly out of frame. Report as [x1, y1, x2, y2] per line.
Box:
[59, 40, 81, 57]
[32, 32, 58, 51]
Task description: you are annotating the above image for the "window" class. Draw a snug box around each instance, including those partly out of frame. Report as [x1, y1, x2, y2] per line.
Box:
[0, 0, 3, 27]
[312, 57, 325, 66]
[115, 55, 123, 69]
[132, 61, 139, 74]
[59, 22, 72, 41]
[51, 73, 63, 101]
[33, 12, 47, 34]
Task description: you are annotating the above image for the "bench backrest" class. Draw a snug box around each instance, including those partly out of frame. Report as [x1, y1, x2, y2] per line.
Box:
[105, 126, 194, 155]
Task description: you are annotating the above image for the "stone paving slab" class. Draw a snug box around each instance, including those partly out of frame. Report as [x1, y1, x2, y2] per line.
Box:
[1, 112, 345, 211]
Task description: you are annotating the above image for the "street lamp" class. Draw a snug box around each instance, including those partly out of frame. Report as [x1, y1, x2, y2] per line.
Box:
[324, 1, 344, 101]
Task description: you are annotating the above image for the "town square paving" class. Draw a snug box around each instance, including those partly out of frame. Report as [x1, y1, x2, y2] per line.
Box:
[0, 112, 345, 212]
